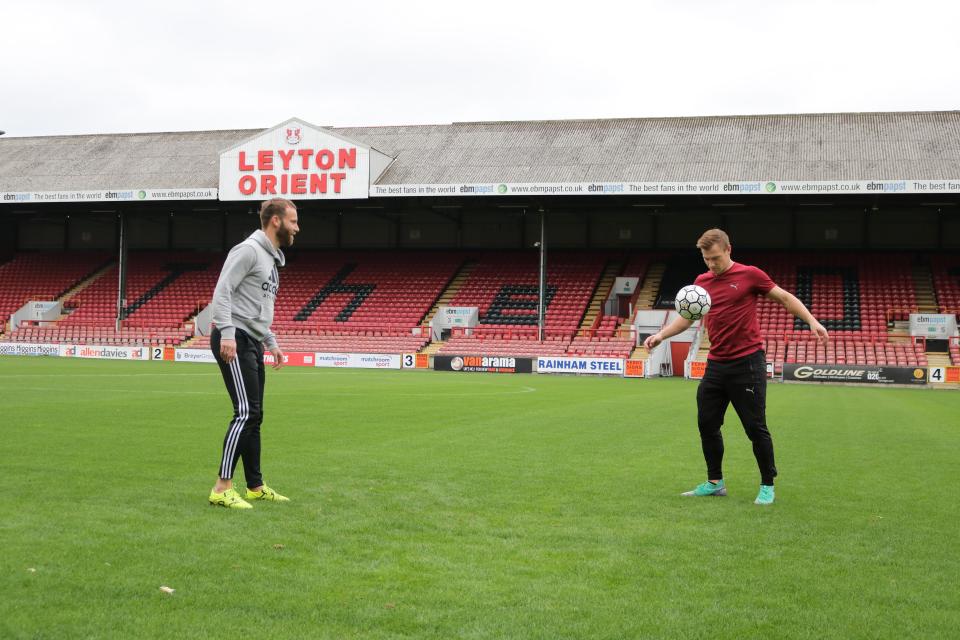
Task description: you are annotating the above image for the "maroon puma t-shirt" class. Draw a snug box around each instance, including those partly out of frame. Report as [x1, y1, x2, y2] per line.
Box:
[694, 262, 776, 362]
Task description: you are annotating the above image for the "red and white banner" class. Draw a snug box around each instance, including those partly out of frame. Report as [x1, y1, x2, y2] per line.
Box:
[60, 344, 149, 360]
[264, 351, 315, 367]
[219, 118, 392, 201]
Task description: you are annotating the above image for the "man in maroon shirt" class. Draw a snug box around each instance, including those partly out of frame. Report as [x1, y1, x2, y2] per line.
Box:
[644, 229, 828, 505]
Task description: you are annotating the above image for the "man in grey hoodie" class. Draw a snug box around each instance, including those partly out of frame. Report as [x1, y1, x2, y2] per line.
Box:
[208, 197, 299, 509]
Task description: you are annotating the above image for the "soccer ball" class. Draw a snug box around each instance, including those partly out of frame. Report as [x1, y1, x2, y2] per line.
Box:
[675, 285, 711, 321]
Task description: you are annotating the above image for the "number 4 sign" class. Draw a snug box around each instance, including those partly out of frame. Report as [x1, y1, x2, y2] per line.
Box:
[928, 367, 960, 383]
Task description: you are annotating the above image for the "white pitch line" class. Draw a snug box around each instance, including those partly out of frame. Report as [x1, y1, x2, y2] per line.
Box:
[310, 386, 538, 397]
[14, 386, 220, 396]
[13, 385, 538, 398]
[0, 372, 212, 378]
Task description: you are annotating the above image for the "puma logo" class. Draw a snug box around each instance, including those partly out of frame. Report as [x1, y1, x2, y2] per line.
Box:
[745, 386, 755, 394]
[730, 283, 739, 289]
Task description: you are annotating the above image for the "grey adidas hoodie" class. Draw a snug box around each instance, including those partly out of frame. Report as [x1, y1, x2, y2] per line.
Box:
[211, 229, 285, 349]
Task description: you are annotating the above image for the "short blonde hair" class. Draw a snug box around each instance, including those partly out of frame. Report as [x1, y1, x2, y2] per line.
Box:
[696, 228, 730, 251]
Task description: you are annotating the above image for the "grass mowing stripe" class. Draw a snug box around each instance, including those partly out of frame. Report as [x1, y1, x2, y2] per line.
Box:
[1, 356, 957, 639]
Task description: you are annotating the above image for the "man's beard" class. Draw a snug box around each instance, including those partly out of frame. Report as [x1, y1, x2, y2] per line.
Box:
[277, 226, 295, 247]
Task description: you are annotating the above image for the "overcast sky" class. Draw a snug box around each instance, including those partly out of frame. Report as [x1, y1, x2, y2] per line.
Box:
[3, 0, 958, 137]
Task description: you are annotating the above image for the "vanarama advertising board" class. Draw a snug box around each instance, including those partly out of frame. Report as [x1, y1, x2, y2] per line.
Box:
[218, 118, 393, 201]
[434, 355, 533, 374]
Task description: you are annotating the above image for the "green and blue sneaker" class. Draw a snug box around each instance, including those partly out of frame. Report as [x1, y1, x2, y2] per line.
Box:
[681, 480, 726, 497]
[754, 485, 775, 505]
[209, 488, 253, 509]
[245, 485, 290, 502]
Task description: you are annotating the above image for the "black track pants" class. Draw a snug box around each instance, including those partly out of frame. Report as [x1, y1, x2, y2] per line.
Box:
[696, 350, 777, 486]
[211, 328, 265, 489]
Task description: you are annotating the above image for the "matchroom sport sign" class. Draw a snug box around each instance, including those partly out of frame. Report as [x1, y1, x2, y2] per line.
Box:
[218, 118, 393, 201]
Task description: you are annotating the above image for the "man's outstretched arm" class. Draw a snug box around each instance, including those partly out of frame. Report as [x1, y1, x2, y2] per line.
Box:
[765, 286, 829, 345]
[643, 315, 695, 349]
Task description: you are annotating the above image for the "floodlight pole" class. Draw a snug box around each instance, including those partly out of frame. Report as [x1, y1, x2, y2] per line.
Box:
[537, 206, 546, 343]
[116, 212, 128, 332]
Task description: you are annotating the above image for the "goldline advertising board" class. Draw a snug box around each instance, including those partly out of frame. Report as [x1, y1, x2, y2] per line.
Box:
[782, 363, 927, 385]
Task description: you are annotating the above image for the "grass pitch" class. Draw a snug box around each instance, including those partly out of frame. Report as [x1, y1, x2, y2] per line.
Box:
[1, 356, 958, 639]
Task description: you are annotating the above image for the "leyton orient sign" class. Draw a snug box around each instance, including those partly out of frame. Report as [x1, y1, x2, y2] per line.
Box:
[218, 118, 393, 201]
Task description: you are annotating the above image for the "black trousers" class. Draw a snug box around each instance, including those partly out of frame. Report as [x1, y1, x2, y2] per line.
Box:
[211, 328, 265, 488]
[696, 350, 777, 486]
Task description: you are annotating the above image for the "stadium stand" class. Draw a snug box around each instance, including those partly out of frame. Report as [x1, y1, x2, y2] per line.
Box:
[269, 251, 462, 350]
[747, 252, 924, 366]
[437, 331, 633, 361]
[578, 254, 650, 342]
[434, 251, 619, 357]
[5, 251, 220, 346]
[65, 252, 219, 326]
[931, 255, 960, 316]
[447, 251, 605, 338]
[675, 252, 934, 370]
[1, 247, 953, 368]
[566, 335, 634, 358]
[0, 252, 111, 334]
[593, 314, 618, 335]
[438, 334, 570, 358]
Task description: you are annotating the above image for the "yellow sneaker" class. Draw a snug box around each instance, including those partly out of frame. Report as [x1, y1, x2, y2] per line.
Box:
[245, 485, 290, 502]
[209, 488, 253, 509]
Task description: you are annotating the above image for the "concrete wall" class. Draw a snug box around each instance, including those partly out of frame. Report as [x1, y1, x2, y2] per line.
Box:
[868, 209, 938, 248]
[726, 210, 791, 248]
[795, 209, 864, 248]
[128, 213, 168, 249]
[463, 211, 523, 248]
[68, 214, 116, 249]
[3, 202, 958, 251]
[942, 212, 960, 249]
[341, 211, 394, 248]
[18, 217, 66, 249]
[657, 212, 723, 248]
[398, 209, 459, 248]
[588, 210, 655, 248]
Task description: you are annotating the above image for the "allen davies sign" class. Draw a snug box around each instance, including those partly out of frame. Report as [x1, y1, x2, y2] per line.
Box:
[218, 117, 393, 201]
